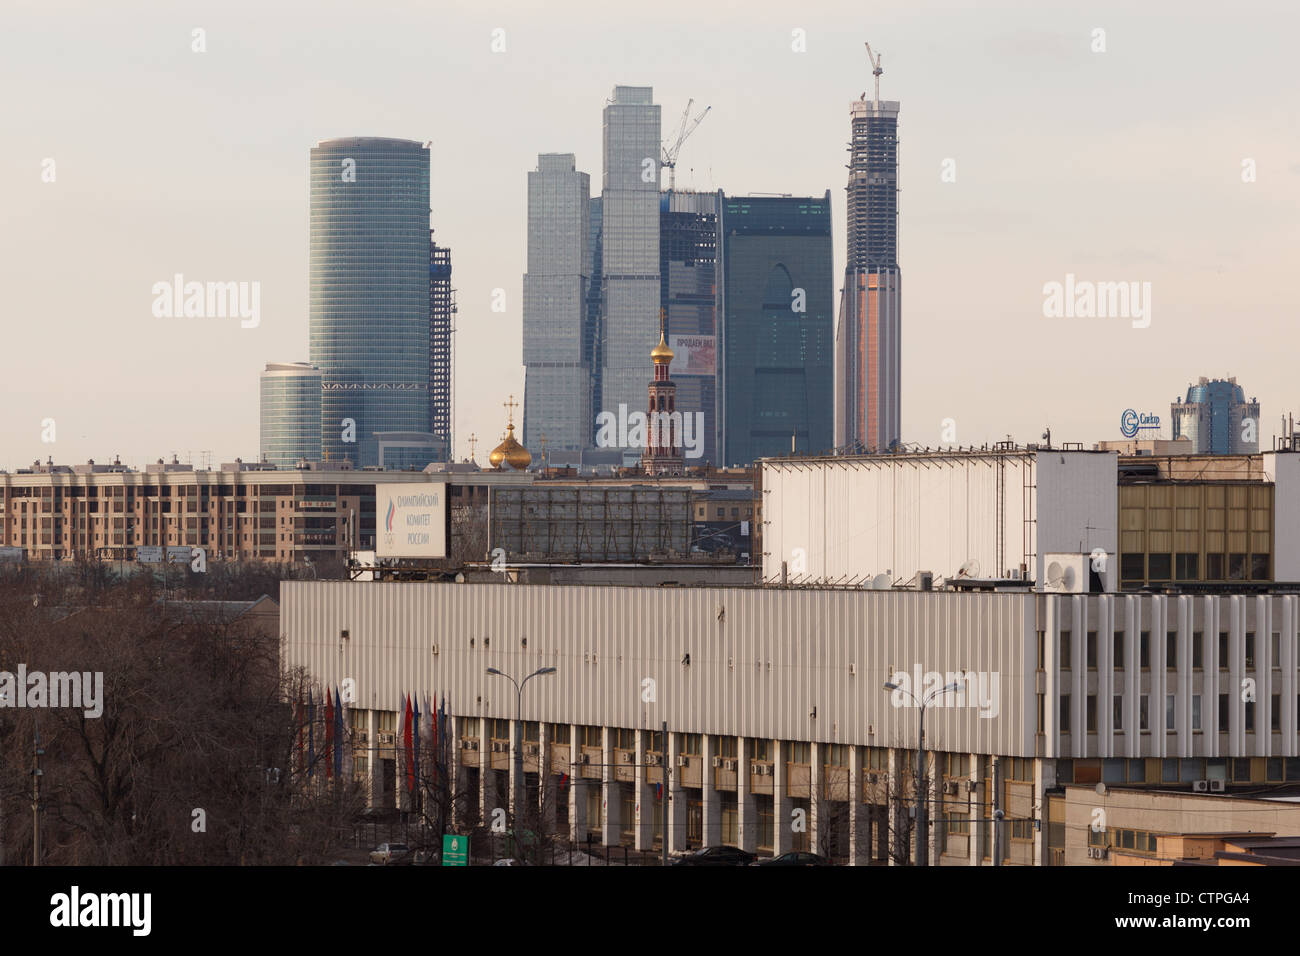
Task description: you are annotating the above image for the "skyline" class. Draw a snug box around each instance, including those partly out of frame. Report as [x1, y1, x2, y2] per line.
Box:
[4, 0, 1298, 471]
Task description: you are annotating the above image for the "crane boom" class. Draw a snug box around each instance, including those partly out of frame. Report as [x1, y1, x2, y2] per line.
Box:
[864, 42, 883, 108]
[661, 100, 711, 191]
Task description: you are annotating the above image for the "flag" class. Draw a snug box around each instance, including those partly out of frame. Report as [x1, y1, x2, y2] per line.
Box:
[324, 688, 334, 779]
[294, 694, 304, 774]
[403, 693, 415, 794]
[412, 695, 421, 799]
[430, 693, 439, 787]
[559, 772, 569, 790]
[333, 687, 344, 780]
[306, 689, 315, 778]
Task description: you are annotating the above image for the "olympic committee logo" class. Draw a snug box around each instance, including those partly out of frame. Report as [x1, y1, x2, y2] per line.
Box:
[1120, 408, 1161, 438]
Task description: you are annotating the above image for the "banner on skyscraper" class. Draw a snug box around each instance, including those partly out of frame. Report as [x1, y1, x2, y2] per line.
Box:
[668, 335, 715, 376]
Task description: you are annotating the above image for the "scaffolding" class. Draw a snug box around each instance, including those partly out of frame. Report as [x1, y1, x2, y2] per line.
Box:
[430, 240, 455, 458]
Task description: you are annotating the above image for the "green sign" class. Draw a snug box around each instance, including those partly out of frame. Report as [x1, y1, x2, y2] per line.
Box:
[442, 834, 468, 867]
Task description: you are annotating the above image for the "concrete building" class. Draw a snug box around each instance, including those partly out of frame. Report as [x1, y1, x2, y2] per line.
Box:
[1171, 377, 1260, 455]
[835, 87, 901, 454]
[281, 582, 1300, 865]
[309, 137, 440, 467]
[717, 193, 834, 466]
[522, 154, 593, 460]
[599, 87, 662, 444]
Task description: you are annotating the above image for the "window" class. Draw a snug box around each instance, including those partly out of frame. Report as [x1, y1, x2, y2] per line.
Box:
[1140, 632, 1150, 669]
[1218, 694, 1229, 728]
[1114, 633, 1125, 669]
[1166, 631, 1177, 669]
[617, 728, 635, 749]
[1086, 695, 1097, 732]
[1086, 632, 1098, 669]
[1272, 695, 1281, 732]
[1272, 633, 1281, 667]
[1166, 694, 1175, 729]
[1176, 553, 1199, 580]
[1139, 695, 1149, 731]
[1060, 631, 1071, 665]
[1060, 694, 1071, 733]
[1207, 553, 1224, 579]
[1245, 633, 1255, 668]
[551, 724, 571, 745]
[1192, 696, 1202, 732]
[1245, 701, 1255, 733]
[788, 741, 810, 764]
[1193, 633, 1204, 669]
[1218, 632, 1229, 669]
[1251, 554, 1270, 580]
[1148, 553, 1172, 581]
[1228, 553, 1247, 580]
[1121, 553, 1145, 581]
[752, 738, 771, 761]
[1114, 695, 1124, 732]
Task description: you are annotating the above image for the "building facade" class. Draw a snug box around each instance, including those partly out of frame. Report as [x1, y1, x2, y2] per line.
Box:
[309, 137, 435, 468]
[835, 93, 901, 453]
[599, 87, 662, 446]
[522, 154, 593, 460]
[717, 193, 834, 466]
[1171, 377, 1260, 455]
[259, 362, 323, 468]
[281, 583, 1300, 865]
[660, 190, 719, 465]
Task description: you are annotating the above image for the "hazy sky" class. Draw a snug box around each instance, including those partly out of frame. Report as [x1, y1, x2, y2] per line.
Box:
[2, 0, 1297, 471]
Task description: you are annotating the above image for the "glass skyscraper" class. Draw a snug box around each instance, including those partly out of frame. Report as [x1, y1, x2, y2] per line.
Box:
[1172, 377, 1261, 454]
[599, 87, 662, 445]
[522, 153, 592, 461]
[717, 193, 834, 466]
[259, 362, 322, 468]
[309, 137, 433, 467]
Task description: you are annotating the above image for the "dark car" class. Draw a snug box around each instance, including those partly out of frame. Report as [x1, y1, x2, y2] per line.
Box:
[670, 845, 757, 867]
[751, 851, 833, 867]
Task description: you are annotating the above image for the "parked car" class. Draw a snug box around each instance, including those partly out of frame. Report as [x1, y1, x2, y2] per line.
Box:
[751, 851, 833, 867]
[669, 845, 757, 867]
[368, 843, 410, 865]
[492, 858, 527, 866]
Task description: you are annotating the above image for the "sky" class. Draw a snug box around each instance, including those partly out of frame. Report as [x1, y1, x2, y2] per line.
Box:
[2, 0, 1297, 471]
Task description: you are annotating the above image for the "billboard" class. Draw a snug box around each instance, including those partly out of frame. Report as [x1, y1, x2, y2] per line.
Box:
[377, 486, 446, 559]
[669, 335, 716, 376]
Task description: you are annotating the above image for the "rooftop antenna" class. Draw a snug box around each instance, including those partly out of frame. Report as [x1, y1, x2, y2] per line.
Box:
[865, 42, 883, 109]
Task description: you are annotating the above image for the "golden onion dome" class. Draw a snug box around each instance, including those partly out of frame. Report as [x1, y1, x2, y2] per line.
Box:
[489, 423, 532, 470]
[651, 331, 674, 363]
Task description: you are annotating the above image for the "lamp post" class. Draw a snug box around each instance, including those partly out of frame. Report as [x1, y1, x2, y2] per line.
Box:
[882, 679, 959, 866]
[486, 666, 557, 836]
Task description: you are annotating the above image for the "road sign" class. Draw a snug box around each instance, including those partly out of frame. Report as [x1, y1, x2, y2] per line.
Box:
[442, 834, 468, 867]
[137, 546, 163, 564]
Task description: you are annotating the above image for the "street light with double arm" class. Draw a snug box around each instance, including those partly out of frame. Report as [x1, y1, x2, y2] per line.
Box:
[486, 666, 557, 827]
[882, 679, 960, 866]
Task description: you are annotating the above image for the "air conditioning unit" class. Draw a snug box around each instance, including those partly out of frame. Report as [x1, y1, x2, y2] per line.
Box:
[379, 733, 394, 744]
[646, 754, 660, 766]
[524, 743, 539, 756]
[622, 752, 634, 763]
[1087, 846, 1107, 860]
[1209, 780, 1226, 793]
[723, 759, 737, 771]
[676, 755, 688, 767]
[966, 780, 978, 793]
[1192, 780, 1209, 793]
[867, 773, 879, 785]
[356, 732, 369, 743]
[469, 740, 479, 751]
[712, 756, 724, 768]
[577, 753, 589, 764]
[459, 740, 472, 750]
[943, 781, 959, 795]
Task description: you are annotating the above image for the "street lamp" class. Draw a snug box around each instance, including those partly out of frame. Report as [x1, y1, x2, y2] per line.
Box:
[486, 666, 557, 827]
[882, 679, 960, 866]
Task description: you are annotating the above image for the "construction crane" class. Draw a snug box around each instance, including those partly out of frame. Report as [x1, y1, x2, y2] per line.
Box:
[661, 99, 710, 192]
[864, 42, 883, 108]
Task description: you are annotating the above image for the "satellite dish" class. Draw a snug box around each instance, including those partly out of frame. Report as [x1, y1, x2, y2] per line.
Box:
[1062, 566, 1077, 591]
[957, 560, 979, 579]
[1095, 782, 1107, 797]
[871, 573, 891, 590]
[1046, 562, 1064, 590]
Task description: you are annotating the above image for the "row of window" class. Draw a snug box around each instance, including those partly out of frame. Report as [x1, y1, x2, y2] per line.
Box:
[1040, 629, 1292, 670]
[1120, 552, 1270, 582]
[1050, 690, 1299, 734]
[1057, 756, 1300, 785]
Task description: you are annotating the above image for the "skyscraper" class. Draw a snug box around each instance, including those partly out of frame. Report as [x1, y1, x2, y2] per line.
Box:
[599, 87, 662, 448]
[259, 362, 322, 468]
[717, 192, 834, 466]
[660, 190, 719, 465]
[835, 52, 901, 453]
[522, 154, 593, 462]
[1172, 377, 1261, 454]
[309, 137, 442, 468]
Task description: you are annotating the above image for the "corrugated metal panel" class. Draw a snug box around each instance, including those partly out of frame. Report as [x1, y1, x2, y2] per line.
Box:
[282, 583, 1037, 757]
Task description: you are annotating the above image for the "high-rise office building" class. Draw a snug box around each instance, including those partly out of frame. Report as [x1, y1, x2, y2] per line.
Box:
[429, 241, 455, 458]
[259, 362, 322, 468]
[717, 193, 834, 466]
[309, 137, 443, 468]
[1172, 377, 1261, 454]
[522, 154, 593, 462]
[599, 87, 662, 447]
[660, 190, 719, 465]
[834, 77, 901, 453]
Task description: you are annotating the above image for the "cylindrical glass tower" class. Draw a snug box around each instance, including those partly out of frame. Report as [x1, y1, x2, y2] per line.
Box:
[309, 137, 430, 467]
[259, 362, 323, 467]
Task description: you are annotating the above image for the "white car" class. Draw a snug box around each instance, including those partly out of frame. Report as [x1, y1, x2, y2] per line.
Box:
[369, 843, 410, 865]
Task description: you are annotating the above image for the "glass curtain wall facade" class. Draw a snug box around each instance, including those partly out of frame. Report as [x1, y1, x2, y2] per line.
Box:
[1171, 377, 1260, 454]
[259, 362, 322, 468]
[600, 87, 661, 447]
[717, 193, 834, 466]
[660, 190, 719, 466]
[522, 154, 593, 461]
[309, 137, 432, 467]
